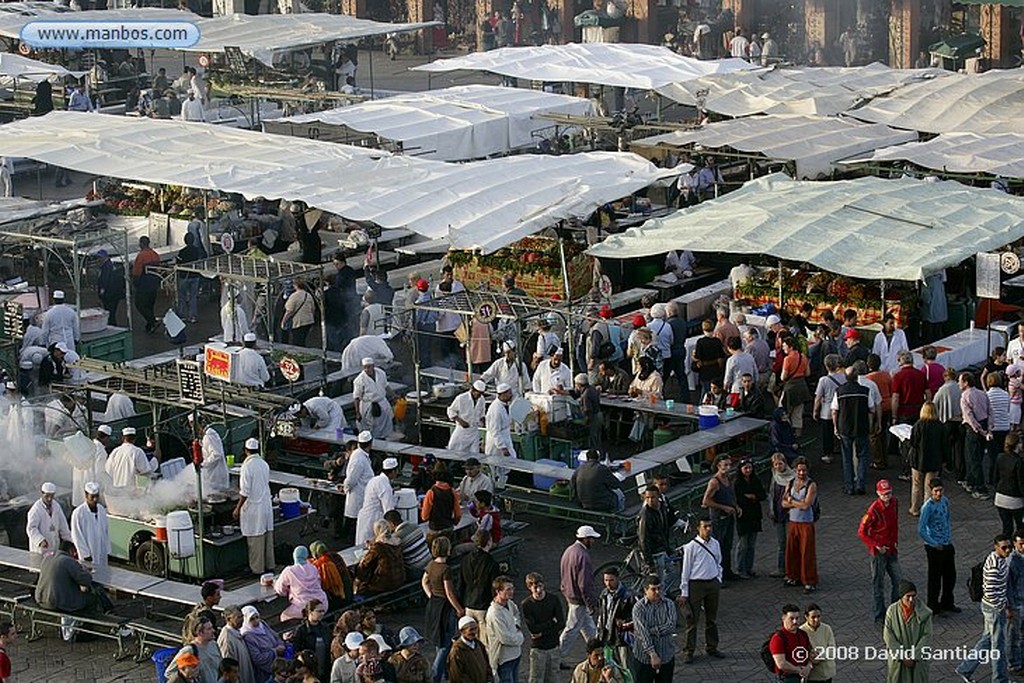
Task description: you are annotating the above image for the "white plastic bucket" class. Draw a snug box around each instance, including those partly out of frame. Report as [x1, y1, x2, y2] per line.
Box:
[698, 405, 719, 416]
[394, 488, 418, 525]
[280, 487, 301, 519]
[165, 510, 195, 558]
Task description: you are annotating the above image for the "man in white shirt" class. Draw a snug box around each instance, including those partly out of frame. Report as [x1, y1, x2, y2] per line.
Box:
[295, 396, 346, 433]
[73, 425, 111, 507]
[871, 314, 909, 374]
[352, 357, 393, 439]
[235, 333, 270, 388]
[1008, 326, 1024, 365]
[729, 27, 749, 58]
[447, 380, 486, 453]
[70, 482, 109, 568]
[458, 457, 494, 501]
[105, 427, 157, 489]
[180, 91, 205, 122]
[532, 349, 571, 395]
[26, 482, 71, 555]
[220, 289, 251, 344]
[41, 290, 79, 353]
[355, 457, 398, 546]
[534, 318, 561, 365]
[481, 341, 531, 397]
[485, 384, 517, 488]
[675, 516, 724, 663]
[343, 431, 375, 542]
[233, 438, 274, 575]
[190, 414, 229, 494]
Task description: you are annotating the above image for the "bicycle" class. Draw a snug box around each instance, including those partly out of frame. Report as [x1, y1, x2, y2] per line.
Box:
[592, 511, 696, 594]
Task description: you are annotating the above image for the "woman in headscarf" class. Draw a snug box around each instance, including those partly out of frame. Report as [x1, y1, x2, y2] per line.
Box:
[274, 545, 329, 622]
[309, 539, 351, 609]
[240, 605, 286, 683]
[354, 520, 406, 596]
[768, 452, 796, 579]
[291, 599, 331, 682]
[769, 407, 800, 463]
[628, 355, 663, 401]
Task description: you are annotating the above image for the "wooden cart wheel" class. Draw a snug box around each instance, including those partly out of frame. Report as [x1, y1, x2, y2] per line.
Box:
[134, 540, 166, 576]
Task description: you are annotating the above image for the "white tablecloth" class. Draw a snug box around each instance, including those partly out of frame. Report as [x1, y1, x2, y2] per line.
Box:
[912, 329, 1003, 372]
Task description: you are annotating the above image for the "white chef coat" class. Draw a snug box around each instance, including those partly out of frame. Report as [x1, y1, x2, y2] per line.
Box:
[353, 367, 393, 439]
[340, 335, 395, 370]
[41, 303, 79, 353]
[355, 472, 396, 546]
[342, 447, 373, 519]
[102, 393, 136, 422]
[481, 358, 531, 397]
[45, 398, 81, 439]
[70, 502, 110, 567]
[20, 325, 45, 353]
[72, 439, 109, 507]
[871, 328, 910, 374]
[105, 442, 157, 488]
[532, 359, 571, 394]
[239, 454, 274, 537]
[303, 396, 346, 431]
[446, 390, 485, 453]
[26, 497, 70, 554]
[180, 96, 205, 122]
[235, 347, 270, 387]
[201, 427, 230, 493]
[535, 331, 561, 359]
[221, 303, 250, 343]
[484, 398, 516, 458]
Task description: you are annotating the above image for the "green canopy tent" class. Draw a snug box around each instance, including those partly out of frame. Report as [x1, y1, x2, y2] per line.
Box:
[929, 32, 986, 70]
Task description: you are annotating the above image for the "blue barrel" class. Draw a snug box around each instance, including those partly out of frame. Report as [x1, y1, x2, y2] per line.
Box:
[698, 414, 720, 430]
[152, 646, 179, 683]
[280, 501, 302, 519]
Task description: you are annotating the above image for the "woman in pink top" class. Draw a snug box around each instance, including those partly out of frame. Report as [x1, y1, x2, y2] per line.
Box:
[919, 346, 945, 399]
[1007, 363, 1023, 430]
[274, 545, 329, 622]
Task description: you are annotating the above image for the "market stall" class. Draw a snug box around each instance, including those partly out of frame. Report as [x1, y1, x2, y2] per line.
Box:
[843, 132, 1024, 183]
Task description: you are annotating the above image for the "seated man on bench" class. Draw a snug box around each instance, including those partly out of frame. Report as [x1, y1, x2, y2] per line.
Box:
[35, 539, 111, 636]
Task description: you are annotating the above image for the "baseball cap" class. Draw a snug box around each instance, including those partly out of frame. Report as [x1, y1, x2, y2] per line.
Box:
[765, 314, 781, 326]
[416, 279, 429, 291]
[632, 314, 646, 328]
[845, 328, 861, 340]
[576, 525, 601, 539]
[876, 479, 893, 494]
[54, 342, 69, 353]
[369, 633, 392, 653]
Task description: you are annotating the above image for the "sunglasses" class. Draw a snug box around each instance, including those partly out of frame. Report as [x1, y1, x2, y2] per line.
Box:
[1001, 545, 1012, 551]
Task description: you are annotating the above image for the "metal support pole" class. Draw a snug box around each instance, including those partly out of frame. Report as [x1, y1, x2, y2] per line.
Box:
[123, 229, 134, 332]
[72, 246, 81, 332]
[412, 307, 422, 444]
[778, 260, 784, 308]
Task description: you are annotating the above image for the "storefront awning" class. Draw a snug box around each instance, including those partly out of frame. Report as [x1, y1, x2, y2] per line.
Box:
[843, 132, 1024, 179]
[587, 174, 1024, 282]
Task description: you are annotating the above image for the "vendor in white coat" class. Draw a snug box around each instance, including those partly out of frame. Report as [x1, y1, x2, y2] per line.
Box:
[233, 438, 274, 575]
[343, 431, 374, 536]
[26, 482, 71, 554]
[871, 313, 910, 374]
[190, 414, 229, 494]
[73, 425, 111, 507]
[447, 380, 487, 453]
[102, 393, 136, 422]
[484, 384, 517, 488]
[45, 394, 82, 439]
[221, 296, 251, 344]
[352, 357, 393, 439]
[235, 333, 270, 388]
[532, 348, 572, 395]
[294, 396, 346, 432]
[481, 341, 531, 397]
[41, 290, 79, 354]
[105, 427, 157, 489]
[70, 482, 109, 568]
[355, 457, 398, 546]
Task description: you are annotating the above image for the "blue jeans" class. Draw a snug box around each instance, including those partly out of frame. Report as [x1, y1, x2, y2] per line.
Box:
[965, 428, 988, 492]
[432, 640, 452, 682]
[736, 532, 758, 575]
[177, 277, 199, 321]
[870, 552, 902, 622]
[1011, 600, 1024, 670]
[840, 434, 869, 493]
[496, 657, 520, 683]
[957, 602, 1009, 683]
[774, 521, 787, 572]
[711, 514, 735, 576]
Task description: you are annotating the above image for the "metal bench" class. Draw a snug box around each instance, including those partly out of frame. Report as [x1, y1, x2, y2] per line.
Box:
[17, 596, 135, 659]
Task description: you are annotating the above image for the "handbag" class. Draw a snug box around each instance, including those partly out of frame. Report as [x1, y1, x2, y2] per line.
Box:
[628, 415, 646, 443]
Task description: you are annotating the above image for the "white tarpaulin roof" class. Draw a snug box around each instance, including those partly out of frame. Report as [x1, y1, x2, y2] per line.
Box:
[631, 115, 917, 179]
[268, 85, 595, 161]
[844, 132, 1024, 179]
[0, 112, 669, 253]
[588, 174, 1024, 281]
[0, 196, 91, 225]
[0, 53, 85, 82]
[412, 43, 755, 90]
[846, 68, 1024, 134]
[656, 63, 948, 117]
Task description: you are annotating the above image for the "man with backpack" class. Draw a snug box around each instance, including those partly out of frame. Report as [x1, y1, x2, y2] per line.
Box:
[858, 479, 902, 624]
[956, 534, 1012, 683]
[764, 603, 812, 683]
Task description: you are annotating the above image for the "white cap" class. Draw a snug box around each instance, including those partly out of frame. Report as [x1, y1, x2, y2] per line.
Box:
[472, 380, 486, 392]
[244, 437, 260, 451]
[358, 430, 373, 443]
[762, 32, 770, 39]
[361, 357, 374, 366]
[501, 339, 516, 351]
[53, 290, 65, 300]
[344, 632, 365, 650]
[576, 525, 601, 539]
[382, 457, 399, 470]
[765, 314, 782, 326]
[4, 381, 14, 390]
[122, 426, 136, 436]
[54, 342, 69, 353]
[243, 332, 257, 342]
[288, 402, 302, 415]
[368, 633, 391, 653]
[553, 347, 563, 357]
[496, 382, 511, 394]
[98, 425, 112, 436]
[457, 616, 478, 631]
[84, 481, 100, 495]
[41, 482, 56, 494]
[19, 360, 32, 369]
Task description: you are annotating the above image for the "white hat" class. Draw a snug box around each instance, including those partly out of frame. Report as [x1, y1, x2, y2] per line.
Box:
[344, 632, 365, 650]
[553, 347, 563, 357]
[368, 633, 391, 653]
[41, 482, 56, 494]
[83, 481, 100, 495]
[244, 437, 260, 451]
[472, 380, 486, 392]
[243, 332, 257, 342]
[457, 616, 478, 631]
[496, 382, 511, 394]
[122, 426, 136, 436]
[98, 424, 112, 436]
[383, 457, 399, 470]
[53, 290, 65, 300]
[501, 339, 516, 351]
[361, 357, 374, 366]
[765, 314, 782, 326]
[241, 605, 259, 622]
[54, 342, 69, 353]
[288, 402, 302, 415]
[762, 32, 770, 39]
[4, 381, 14, 390]
[358, 430, 373, 443]
[19, 360, 32, 369]
[576, 525, 601, 539]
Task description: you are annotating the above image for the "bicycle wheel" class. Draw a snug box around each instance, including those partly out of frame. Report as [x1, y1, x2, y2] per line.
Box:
[619, 571, 645, 595]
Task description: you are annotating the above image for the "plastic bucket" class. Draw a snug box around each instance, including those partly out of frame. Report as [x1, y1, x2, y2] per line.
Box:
[698, 413, 720, 430]
[152, 646, 179, 683]
[394, 488, 418, 525]
[154, 516, 168, 542]
[280, 487, 301, 519]
[165, 510, 195, 559]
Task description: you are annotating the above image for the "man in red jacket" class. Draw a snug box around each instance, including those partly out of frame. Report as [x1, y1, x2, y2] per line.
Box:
[858, 479, 903, 623]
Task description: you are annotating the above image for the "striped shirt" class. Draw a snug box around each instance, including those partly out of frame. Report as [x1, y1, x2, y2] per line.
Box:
[983, 550, 1009, 610]
[987, 388, 1011, 432]
[961, 386, 990, 434]
[631, 596, 677, 663]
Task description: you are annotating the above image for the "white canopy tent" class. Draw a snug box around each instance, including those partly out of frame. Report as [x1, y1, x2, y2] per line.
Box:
[0, 112, 670, 254]
[0, 53, 86, 82]
[588, 174, 1024, 282]
[411, 43, 755, 90]
[265, 85, 595, 161]
[846, 68, 1024, 135]
[631, 115, 917, 179]
[0, 196, 92, 225]
[844, 132, 1024, 179]
[655, 63, 947, 117]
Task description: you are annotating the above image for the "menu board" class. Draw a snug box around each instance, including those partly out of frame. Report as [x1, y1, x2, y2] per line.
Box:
[3, 301, 22, 341]
[977, 252, 1002, 300]
[177, 359, 205, 404]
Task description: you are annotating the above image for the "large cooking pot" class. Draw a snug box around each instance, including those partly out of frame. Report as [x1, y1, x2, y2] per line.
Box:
[432, 383, 458, 399]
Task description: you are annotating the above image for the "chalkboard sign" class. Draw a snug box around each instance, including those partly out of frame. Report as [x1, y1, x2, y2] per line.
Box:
[977, 252, 1002, 300]
[177, 359, 205, 404]
[3, 301, 22, 341]
[224, 46, 249, 77]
